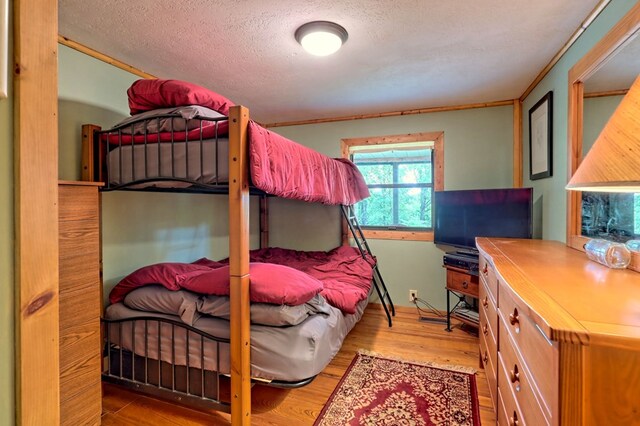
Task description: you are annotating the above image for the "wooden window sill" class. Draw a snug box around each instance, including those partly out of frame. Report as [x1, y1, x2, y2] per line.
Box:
[361, 229, 433, 242]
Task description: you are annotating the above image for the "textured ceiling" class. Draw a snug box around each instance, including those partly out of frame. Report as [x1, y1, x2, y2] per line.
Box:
[59, 0, 602, 123]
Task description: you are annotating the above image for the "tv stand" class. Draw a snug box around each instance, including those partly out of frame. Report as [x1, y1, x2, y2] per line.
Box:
[443, 262, 479, 333]
[455, 249, 479, 257]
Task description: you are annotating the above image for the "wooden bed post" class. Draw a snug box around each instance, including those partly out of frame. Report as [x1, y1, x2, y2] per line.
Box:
[259, 196, 269, 248]
[228, 105, 251, 424]
[81, 124, 102, 181]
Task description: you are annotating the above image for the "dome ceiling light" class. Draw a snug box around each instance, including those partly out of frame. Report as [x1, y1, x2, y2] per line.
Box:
[295, 21, 348, 56]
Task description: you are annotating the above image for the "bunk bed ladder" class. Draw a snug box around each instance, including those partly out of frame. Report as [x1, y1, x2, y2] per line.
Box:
[341, 205, 395, 327]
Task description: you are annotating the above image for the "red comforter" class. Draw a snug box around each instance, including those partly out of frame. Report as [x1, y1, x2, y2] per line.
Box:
[109, 246, 375, 315]
[244, 246, 375, 314]
[247, 122, 370, 205]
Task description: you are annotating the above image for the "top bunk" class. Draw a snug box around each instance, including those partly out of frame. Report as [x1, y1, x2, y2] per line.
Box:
[84, 79, 370, 206]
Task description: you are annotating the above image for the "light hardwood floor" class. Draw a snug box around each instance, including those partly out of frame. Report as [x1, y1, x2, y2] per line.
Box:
[101, 304, 496, 425]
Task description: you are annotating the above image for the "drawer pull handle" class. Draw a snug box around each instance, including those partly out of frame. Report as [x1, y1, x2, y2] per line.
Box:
[483, 352, 488, 365]
[510, 364, 521, 392]
[482, 265, 488, 275]
[509, 412, 519, 426]
[509, 308, 520, 334]
[462, 281, 468, 289]
[482, 324, 488, 336]
[482, 297, 488, 308]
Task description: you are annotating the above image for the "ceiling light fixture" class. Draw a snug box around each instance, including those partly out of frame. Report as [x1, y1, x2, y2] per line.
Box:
[295, 21, 348, 56]
[566, 74, 640, 192]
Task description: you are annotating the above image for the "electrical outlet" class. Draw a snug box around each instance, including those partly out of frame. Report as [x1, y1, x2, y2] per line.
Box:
[409, 289, 418, 302]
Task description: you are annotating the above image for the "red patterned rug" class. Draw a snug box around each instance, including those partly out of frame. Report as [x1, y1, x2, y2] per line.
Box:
[314, 351, 481, 426]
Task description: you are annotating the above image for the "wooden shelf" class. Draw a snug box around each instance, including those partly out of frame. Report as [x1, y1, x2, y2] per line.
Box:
[450, 311, 479, 328]
[444, 264, 479, 333]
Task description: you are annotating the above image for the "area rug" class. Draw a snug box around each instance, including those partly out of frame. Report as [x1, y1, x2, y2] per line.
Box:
[314, 350, 480, 426]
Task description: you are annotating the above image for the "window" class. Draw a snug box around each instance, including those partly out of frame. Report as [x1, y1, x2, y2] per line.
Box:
[342, 132, 444, 241]
[353, 146, 433, 229]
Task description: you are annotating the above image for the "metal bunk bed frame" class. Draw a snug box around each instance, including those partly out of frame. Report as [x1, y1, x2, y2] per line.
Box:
[86, 106, 394, 423]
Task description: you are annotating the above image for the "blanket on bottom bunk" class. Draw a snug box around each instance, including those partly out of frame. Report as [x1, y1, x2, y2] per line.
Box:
[109, 246, 375, 315]
[104, 293, 369, 382]
[122, 286, 333, 327]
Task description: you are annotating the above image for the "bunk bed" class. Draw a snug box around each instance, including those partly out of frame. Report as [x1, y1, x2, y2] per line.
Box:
[85, 79, 395, 424]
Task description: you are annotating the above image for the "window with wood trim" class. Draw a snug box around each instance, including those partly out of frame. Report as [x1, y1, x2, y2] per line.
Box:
[342, 132, 444, 241]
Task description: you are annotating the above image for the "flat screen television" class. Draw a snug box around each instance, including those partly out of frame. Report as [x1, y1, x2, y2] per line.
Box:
[434, 188, 533, 252]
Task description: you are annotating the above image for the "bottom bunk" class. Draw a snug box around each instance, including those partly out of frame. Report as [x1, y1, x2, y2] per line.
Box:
[101, 246, 374, 411]
[103, 293, 368, 412]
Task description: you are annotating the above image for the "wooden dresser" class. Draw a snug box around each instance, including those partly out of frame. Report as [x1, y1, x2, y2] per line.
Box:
[58, 181, 102, 425]
[477, 238, 640, 425]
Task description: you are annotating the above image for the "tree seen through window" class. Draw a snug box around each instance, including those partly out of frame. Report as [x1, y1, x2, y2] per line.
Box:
[353, 147, 433, 230]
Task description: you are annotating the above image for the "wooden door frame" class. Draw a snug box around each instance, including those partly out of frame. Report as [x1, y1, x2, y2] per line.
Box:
[14, 0, 60, 423]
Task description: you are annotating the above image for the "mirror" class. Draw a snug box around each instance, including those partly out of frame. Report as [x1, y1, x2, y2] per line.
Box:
[579, 32, 640, 243]
[567, 3, 640, 254]
[582, 31, 640, 157]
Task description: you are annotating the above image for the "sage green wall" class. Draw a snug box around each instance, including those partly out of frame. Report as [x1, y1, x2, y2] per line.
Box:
[583, 95, 623, 153]
[521, 0, 637, 241]
[58, 44, 137, 181]
[272, 106, 514, 309]
[0, 6, 14, 424]
[58, 45, 259, 303]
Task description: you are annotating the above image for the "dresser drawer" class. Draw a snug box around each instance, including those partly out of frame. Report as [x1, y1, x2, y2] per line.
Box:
[499, 283, 558, 419]
[446, 269, 479, 297]
[499, 323, 549, 425]
[497, 386, 526, 426]
[480, 324, 498, 411]
[480, 312, 498, 367]
[479, 279, 498, 345]
[479, 255, 498, 303]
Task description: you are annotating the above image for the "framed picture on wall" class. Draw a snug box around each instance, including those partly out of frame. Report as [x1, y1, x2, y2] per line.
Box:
[529, 91, 553, 180]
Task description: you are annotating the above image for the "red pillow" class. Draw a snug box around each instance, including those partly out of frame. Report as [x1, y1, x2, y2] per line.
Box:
[127, 79, 235, 116]
[109, 262, 212, 304]
[177, 263, 323, 306]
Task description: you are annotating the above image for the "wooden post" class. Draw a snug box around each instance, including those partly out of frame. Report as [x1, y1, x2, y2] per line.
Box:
[259, 196, 269, 248]
[81, 124, 101, 181]
[14, 0, 60, 423]
[513, 99, 523, 188]
[567, 81, 584, 245]
[228, 106, 251, 424]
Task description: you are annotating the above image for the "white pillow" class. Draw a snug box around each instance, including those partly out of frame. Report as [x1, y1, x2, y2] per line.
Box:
[112, 105, 225, 135]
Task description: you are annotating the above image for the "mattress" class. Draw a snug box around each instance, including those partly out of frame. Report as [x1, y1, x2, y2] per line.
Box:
[104, 293, 368, 382]
[107, 138, 229, 188]
[100, 119, 370, 204]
